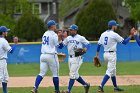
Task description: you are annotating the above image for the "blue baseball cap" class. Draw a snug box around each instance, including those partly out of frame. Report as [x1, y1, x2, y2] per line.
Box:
[108, 20, 119, 26]
[47, 20, 57, 27]
[69, 24, 78, 30]
[0, 26, 10, 32]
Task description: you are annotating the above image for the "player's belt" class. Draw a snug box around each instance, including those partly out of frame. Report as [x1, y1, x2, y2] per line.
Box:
[70, 55, 75, 58]
[0, 58, 6, 60]
[42, 53, 57, 55]
[105, 51, 115, 53]
[69, 55, 82, 58]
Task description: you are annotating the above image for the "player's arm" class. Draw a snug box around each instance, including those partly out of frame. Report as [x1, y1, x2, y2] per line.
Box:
[115, 28, 135, 45]
[115, 33, 131, 45]
[121, 36, 131, 45]
[81, 36, 90, 51]
[96, 44, 101, 56]
[3, 40, 17, 53]
[134, 30, 140, 46]
[96, 36, 102, 57]
[134, 35, 140, 46]
[57, 37, 68, 49]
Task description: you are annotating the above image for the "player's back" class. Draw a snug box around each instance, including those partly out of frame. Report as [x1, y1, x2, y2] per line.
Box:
[41, 30, 58, 54]
[98, 30, 123, 52]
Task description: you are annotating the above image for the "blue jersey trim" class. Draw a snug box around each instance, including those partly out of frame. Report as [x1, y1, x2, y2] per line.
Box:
[97, 44, 101, 52]
[84, 44, 90, 50]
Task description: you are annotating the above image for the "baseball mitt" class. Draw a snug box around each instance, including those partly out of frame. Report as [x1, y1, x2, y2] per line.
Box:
[75, 48, 86, 57]
[93, 56, 101, 67]
[57, 53, 66, 62]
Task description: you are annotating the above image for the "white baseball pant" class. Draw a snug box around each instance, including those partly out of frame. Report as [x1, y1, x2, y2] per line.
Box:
[104, 52, 116, 77]
[68, 56, 83, 79]
[0, 59, 9, 83]
[39, 54, 59, 77]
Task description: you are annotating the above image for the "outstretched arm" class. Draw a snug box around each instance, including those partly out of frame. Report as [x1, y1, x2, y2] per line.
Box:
[134, 30, 140, 46]
[122, 35, 132, 45]
[134, 35, 140, 46]
[122, 28, 135, 45]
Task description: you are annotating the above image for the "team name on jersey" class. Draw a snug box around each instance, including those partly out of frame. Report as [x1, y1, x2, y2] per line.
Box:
[68, 40, 79, 44]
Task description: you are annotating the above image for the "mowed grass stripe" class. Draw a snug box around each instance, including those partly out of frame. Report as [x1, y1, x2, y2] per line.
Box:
[7, 62, 140, 76]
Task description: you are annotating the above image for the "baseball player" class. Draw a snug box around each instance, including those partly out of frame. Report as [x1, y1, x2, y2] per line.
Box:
[134, 30, 140, 46]
[0, 26, 18, 93]
[31, 20, 62, 93]
[95, 20, 135, 92]
[59, 24, 90, 93]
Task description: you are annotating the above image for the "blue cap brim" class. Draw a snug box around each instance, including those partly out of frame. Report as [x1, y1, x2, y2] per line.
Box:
[116, 24, 119, 26]
[6, 29, 10, 31]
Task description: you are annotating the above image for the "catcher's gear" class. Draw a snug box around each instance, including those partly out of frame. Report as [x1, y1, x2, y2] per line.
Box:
[57, 53, 66, 62]
[75, 48, 86, 57]
[93, 56, 101, 67]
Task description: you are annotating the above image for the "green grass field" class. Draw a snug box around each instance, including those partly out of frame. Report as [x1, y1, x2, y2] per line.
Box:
[8, 62, 140, 76]
[0, 86, 140, 93]
[5, 62, 140, 93]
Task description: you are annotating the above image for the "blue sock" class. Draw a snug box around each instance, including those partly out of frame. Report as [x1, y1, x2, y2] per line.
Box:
[101, 74, 110, 88]
[35, 75, 43, 90]
[2, 82, 7, 93]
[76, 76, 86, 85]
[68, 79, 75, 92]
[53, 77, 59, 91]
[111, 76, 117, 88]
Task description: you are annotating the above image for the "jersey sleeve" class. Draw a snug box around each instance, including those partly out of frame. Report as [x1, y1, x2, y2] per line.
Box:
[3, 40, 12, 52]
[81, 36, 90, 45]
[53, 34, 59, 46]
[98, 36, 103, 45]
[114, 33, 124, 43]
[63, 37, 68, 46]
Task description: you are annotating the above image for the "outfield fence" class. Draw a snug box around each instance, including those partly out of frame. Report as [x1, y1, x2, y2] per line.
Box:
[8, 41, 140, 64]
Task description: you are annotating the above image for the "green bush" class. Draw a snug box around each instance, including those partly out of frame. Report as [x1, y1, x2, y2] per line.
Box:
[125, 0, 140, 22]
[76, 0, 116, 40]
[0, 14, 15, 40]
[14, 13, 47, 41]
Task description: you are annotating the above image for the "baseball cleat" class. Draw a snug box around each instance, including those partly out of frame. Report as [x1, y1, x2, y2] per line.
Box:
[114, 87, 124, 92]
[30, 87, 38, 93]
[55, 90, 60, 93]
[54, 91, 61, 93]
[98, 86, 104, 93]
[62, 90, 70, 93]
[84, 83, 90, 93]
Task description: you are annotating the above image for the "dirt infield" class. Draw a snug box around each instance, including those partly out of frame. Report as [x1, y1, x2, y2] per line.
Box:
[0, 75, 140, 87]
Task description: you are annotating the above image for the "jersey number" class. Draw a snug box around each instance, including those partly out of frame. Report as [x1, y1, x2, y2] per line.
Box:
[104, 37, 108, 45]
[42, 36, 49, 45]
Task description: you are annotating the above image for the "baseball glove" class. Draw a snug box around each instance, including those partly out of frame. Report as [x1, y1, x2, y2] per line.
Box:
[57, 53, 66, 62]
[93, 56, 101, 67]
[75, 48, 86, 57]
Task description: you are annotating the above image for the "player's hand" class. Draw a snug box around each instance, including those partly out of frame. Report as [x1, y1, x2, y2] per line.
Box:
[13, 36, 19, 44]
[130, 27, 135, 36]
[134, 30, 138, 35]
[83, 48, 87, 52]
